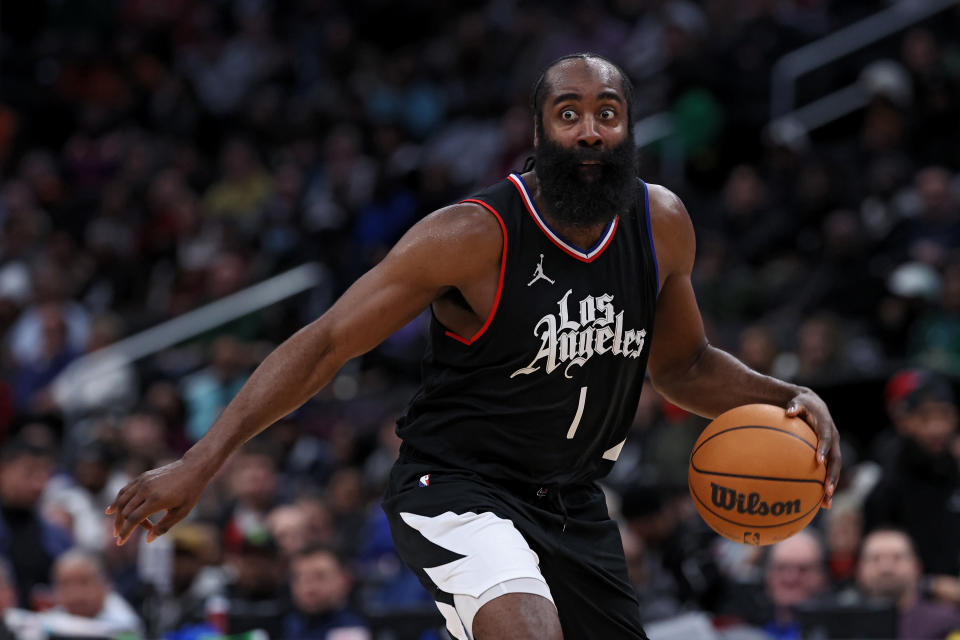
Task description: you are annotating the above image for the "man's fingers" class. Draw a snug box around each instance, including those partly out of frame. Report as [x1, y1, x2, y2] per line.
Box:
[109, 484, 138, 531]
[116, 499, 157, 546]
[814, 418, 832, 466]
[825, 439, 842, 493]
[145, 508, 182, 544]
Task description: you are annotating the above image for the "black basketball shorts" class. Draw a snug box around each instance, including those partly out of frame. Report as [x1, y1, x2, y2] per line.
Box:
[382, 455, 649, 639]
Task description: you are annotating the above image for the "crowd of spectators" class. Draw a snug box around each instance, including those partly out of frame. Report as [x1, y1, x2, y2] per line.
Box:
[0, 0, 959, 638]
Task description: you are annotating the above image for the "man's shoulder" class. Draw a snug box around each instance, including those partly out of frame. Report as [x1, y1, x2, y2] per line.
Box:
[419, 200, 505, 246]
[644, 183, 688, 221]
[643, 182, 695, 277]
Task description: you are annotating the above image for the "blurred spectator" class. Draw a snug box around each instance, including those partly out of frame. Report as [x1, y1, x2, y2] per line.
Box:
[0, 439, 70, 607]
[266, 503, 311, 561]
[863, 369, 960, 576]
[146, 522, 227, 636]
[854, 528, 960, 639]
[203, 138, 274, 230]
[220, 441, 279, 556]
[220, 530, 285, 637]
[182, 336, 251, 442]
[7, 261, 89, 368]
[52, 549, 143, 636]
[822, 501, 864, 588]
[42, 443, 126, 552]
[792, 209, 886, 320]
[901, 166, 960, 268]
[761, 531, 829, 640]
[325, 468, 369, 560]
[285, 544, 370, 640]
[736, 323, 780, 377]
[48, 312, 138, 420]
[119, 408, 173, 478]
[909, 258, 960, 376]
[621, 485, 722, 617]
[790, 313, 858, 386]
[11, 303, 78, 412]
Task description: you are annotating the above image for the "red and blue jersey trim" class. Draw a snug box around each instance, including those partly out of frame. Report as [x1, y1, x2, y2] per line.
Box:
[507, 173, 618, 263]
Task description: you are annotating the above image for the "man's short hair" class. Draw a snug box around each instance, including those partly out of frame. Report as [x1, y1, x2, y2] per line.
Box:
[858, 526, 919, 561]
[53, 549, 109, 583]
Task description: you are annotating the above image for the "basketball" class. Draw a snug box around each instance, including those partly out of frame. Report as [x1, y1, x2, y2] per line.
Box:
[688, 404, 826, 546]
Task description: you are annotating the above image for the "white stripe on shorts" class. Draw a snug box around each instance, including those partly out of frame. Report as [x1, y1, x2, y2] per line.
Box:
[399, 511, 555, 638]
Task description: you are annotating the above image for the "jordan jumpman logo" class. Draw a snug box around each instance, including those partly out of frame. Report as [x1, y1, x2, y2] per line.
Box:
[527, 254, 555, 286]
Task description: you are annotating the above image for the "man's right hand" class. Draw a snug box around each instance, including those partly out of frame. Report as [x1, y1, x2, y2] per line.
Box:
[106, 457, 209, 545]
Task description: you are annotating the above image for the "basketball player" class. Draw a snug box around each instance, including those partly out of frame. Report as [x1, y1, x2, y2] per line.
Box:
[108, 54, 841, 639]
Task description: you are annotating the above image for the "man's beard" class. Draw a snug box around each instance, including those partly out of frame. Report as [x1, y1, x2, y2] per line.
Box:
[533, 128, 638, 229]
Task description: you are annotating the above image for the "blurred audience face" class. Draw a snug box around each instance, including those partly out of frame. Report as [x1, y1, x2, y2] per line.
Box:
[228, 542, 280, 598]
[327, 468, 363, 515]
[723, 165, 766, 217]
[738, 324, 778, 375]
[825, 506, 863, 558]
[73, 457, 110, 495]
[0, 450, 53, 509]
[229, 452, 277, 511]
[766, 532, 826, 609]
[296, 498, 336, 546]
[796, 316, 839, 376]
[211, 336, 246, 382]
[915, 166, 955, 221]
[267, 504, 310, 558]
[0, 562, 17, 611]
[53, 553, 108, 619]
[291, 549, 351, 615]
[857, 530, 921, 609]
[120, 411, 167, 460]
[903, 398, 957, 456]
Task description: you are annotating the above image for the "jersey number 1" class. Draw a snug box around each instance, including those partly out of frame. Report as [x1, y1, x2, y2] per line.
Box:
[566, 386, 588, 439]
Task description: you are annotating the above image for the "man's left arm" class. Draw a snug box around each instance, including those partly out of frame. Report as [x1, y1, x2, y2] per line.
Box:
[645, 185, 840, 507]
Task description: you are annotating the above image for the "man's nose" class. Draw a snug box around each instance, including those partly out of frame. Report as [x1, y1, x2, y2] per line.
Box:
[577, 116, 602, 147]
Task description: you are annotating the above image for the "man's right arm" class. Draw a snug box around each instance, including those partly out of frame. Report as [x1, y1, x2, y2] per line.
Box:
[107, 202, 503, 544]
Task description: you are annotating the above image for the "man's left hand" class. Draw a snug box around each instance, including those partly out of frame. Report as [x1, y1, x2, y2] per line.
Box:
[786, 390, 841, 509]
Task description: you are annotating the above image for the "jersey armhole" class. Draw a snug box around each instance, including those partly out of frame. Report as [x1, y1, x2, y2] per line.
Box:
[640, 180, 661, 296]
[439, 198, 508, 346]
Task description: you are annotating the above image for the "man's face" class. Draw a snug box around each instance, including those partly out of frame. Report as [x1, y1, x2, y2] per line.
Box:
[54, 560, 107, 619]
[766, 535, 826, 608]
[0, 454, 53, 509]
[229, 453, 277, 509]
[534, 58, 636, 228]
[291, 552, 350, 615]
[857, 531, 920, 604]
[903, 400, 957, 456]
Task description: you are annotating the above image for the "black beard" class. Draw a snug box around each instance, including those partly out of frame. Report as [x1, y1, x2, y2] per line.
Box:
[533, 130, 638, 229]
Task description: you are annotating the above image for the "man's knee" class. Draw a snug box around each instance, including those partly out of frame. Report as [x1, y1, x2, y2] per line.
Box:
[472, 592, 563, 640]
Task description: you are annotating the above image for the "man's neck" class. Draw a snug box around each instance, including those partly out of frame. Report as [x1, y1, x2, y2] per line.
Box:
[523, 171, 611, 250]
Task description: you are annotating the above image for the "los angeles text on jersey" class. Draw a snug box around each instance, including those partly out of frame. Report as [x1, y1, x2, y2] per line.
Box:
[511, 289, 647, 380]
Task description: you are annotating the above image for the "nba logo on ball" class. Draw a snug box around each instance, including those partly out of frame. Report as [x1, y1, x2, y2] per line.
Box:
[688, 404, 825, 546]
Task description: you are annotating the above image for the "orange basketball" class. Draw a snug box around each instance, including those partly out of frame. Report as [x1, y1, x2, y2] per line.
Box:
[688, 403, 825, 546]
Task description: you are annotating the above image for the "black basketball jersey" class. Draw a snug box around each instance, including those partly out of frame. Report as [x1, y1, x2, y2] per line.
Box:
[397, 172, 660, 486]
